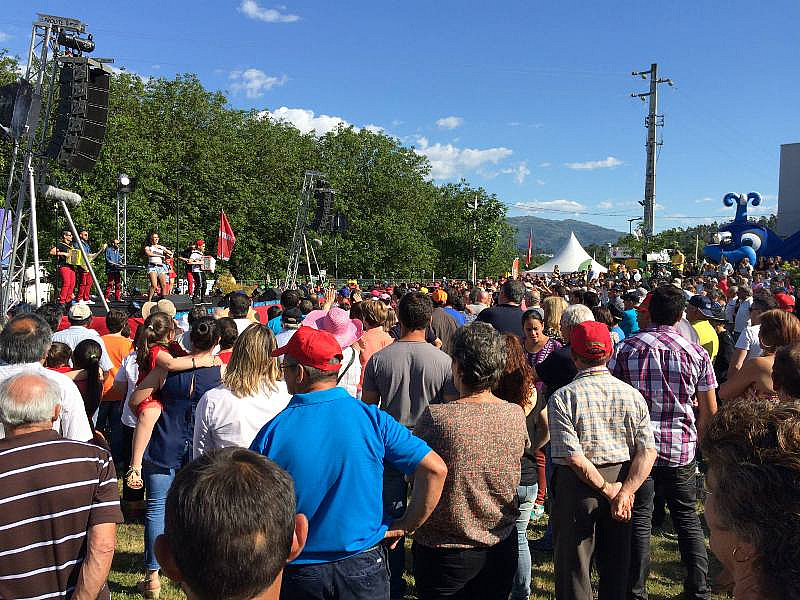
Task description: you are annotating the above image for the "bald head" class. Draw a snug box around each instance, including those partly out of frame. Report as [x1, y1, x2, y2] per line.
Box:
[0, 313, 52, 365]
[0, 371, 60, 431]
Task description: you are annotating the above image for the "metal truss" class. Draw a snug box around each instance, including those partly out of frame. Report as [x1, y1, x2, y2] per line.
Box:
[0, 14, 89, 316]
[285, 170, 325, 289]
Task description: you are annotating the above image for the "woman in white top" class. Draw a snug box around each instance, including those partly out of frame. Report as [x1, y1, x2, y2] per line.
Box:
[144, 232, 173, 301]
[193, 323, 290, 457]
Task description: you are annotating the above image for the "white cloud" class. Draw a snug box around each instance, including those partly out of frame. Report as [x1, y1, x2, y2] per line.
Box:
[414, 137, 512, 180]
[264, 107, 351, 135]
[695, 196, 714, 203]
[598, 201, 613, 209]
[364, 124, 384, 134]
[0, 32, 10, 42]
[501, 161, 530, 185]
[239, 0, 299, 22]
[229, 68, 287, 98]
[535, 179, 545, 186]
[538, 162, 551, 168]
[565, 156, 623, 170]
[435, 116, 463, 130]
[515, 199, 586, 213]
[508, 121, 522, 127]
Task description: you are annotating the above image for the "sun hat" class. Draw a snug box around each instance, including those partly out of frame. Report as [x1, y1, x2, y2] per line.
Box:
[302, 306, 364, 348]
[157, 298, 177, 318]
[68, 302, 92, 321]
[271, 326, 343, 371]
[141, 301, 157, 319]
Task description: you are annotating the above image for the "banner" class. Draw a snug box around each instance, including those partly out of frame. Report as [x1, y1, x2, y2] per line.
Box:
[511, 257, 520, 279]
[526, 228, 532, 267]
[217, 210, 236, 261]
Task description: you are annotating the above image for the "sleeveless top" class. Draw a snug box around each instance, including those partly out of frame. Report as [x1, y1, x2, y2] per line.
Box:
[144, 365, 222, 469]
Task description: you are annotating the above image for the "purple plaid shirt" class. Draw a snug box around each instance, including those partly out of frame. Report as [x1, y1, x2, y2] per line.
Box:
[608, 325, 717, 467]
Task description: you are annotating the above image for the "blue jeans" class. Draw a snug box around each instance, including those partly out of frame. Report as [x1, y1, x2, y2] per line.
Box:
[143, 463, 177, 571]
[382, 467, 408, 600]
[280, 545, 390, 600]
[512, 484, 538, 600]
[96, 400, 124, 467]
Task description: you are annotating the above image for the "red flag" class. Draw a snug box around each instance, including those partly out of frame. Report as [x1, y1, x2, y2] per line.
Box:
[526, 228, 533, 267]
[217, 210, 236, 261]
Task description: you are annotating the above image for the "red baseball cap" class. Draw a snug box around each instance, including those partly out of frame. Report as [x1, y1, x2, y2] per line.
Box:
[570, 321, 613, 360]
[775, 292, 796, 311]
[196, 239, 205, 246]
[271, 326, 343, 371]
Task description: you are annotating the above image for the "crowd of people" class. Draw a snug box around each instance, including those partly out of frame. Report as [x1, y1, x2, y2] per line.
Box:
[2, 253, 800, 599]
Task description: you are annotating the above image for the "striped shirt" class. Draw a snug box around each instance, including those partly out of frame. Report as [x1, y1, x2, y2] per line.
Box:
[548, 367, 654, 466]
[0, 429, 123, 600]
[608, 325, 717, 467]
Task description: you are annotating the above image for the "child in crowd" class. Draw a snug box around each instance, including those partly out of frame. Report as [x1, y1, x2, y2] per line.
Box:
[45, 341, 72, 373]
[215, 317, 238, 365]
[125, 311, 219, 489]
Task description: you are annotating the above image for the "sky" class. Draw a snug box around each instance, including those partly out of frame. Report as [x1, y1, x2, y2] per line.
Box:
[3, 1, 800, 234]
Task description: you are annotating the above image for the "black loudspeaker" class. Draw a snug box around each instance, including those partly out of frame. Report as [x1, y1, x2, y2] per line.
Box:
[46, 58, 109, 172]
[310, 188, 334, 231]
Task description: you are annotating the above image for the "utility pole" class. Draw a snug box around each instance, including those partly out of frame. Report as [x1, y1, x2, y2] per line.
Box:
[466, 193, 478, 283]
[631, 63, 673, 237]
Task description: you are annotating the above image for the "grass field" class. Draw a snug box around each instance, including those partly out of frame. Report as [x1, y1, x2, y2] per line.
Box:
[109, 510, 726, 599]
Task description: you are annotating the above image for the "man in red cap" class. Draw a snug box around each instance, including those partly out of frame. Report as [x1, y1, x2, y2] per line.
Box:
[250, 326, 447, 600]
[775, 291, 796, 313]
[548, 321, 656, 600]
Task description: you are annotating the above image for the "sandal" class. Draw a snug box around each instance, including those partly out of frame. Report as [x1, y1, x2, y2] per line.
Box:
[136, 571, 161, 599]
[126, 466, 144, 490]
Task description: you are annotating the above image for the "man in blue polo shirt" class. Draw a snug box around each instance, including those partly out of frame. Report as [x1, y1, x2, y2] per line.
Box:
[250, 326, 447, 600]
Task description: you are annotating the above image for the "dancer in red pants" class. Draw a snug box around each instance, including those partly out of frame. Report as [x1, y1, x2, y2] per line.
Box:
[50, 230, 77, 305]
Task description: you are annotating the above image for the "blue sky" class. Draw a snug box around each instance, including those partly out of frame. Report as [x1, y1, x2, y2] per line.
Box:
[3, 1, 800, 233]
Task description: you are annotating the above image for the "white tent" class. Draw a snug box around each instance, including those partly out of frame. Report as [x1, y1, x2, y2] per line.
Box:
[526, 231, 608, 274]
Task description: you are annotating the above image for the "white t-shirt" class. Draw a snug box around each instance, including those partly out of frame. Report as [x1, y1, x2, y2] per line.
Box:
[336, 346, 361, 399]
[193, 381, 291, 458]
[52, 326, 114, 372]
[233, 318, 253, 337]
[734, 297, 753, 333]
[115, 352, 140, 428]
[735, 325, 762, 361]
[0, 362, 93, 441]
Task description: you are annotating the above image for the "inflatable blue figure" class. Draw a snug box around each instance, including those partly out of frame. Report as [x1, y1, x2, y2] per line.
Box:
[703, 192, 792, 264]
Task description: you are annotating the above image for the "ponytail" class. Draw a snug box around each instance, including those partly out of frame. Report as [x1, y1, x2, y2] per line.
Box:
[72, 339, 102, 423]
[136, 312, 174, 370]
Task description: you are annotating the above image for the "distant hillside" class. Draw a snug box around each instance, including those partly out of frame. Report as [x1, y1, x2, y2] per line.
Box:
[507, 215, 626, 253]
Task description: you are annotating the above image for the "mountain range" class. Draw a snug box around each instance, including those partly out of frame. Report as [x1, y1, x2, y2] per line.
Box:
[507, 215, 626, 254]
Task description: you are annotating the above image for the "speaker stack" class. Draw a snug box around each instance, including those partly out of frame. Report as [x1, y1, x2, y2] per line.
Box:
[46, 57, 109, 172]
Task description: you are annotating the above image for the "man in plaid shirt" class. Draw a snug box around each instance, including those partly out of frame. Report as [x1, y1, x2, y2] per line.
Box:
[609, 285, 718, 600]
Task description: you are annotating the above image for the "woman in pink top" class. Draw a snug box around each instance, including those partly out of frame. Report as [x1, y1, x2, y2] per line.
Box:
[356, 299, 393, 391]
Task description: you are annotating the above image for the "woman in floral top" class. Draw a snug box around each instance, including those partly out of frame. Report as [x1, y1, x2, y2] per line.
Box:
[413, 323, 528, 600]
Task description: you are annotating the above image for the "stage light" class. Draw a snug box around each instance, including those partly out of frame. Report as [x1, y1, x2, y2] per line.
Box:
[117, 173, 135, 193]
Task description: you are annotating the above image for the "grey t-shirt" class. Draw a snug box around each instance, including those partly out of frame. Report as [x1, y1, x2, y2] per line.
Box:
[363, 340, 457, 428]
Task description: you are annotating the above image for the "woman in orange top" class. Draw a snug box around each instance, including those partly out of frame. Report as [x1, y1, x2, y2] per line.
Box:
[356, 299, 393, 392]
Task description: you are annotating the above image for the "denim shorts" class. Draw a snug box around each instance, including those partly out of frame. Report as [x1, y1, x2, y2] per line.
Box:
[147, 264, 168, 275]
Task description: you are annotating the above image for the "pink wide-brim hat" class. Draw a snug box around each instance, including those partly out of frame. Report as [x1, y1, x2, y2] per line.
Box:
[302, 307, 364, 348]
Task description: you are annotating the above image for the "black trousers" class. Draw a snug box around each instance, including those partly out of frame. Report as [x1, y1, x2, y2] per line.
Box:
[629, 461, 709, 600]
[191, 271, 204, 300]
[552, 463, 631, 600]
[412, 532, 517, 600]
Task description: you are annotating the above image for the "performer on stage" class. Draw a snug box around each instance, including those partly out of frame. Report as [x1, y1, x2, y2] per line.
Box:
[144, 232, 172, 301]
[74, 229, 104, 303]
[188, 239, 206, 302]
[180, 243, 196, 297]
[49, 229, 76, 306]
[105, 238, 124, 302]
